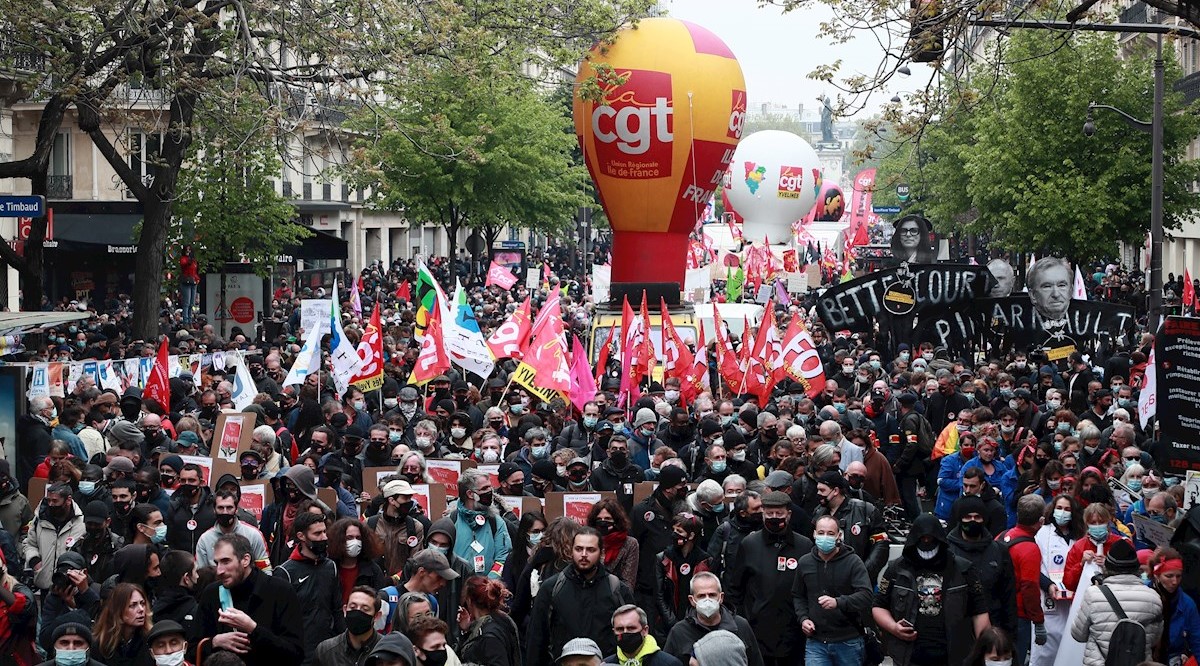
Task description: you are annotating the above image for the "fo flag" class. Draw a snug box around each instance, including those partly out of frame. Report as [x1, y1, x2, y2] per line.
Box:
[486, 261, 518, 290]
[780, 316, 826, 398]
[143, 337, 171, 413]
[350, 304, 385, 392]
[411, 302, 450, 386]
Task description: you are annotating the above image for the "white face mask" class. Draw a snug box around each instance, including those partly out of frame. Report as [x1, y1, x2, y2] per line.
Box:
[451, 427, 467, 439]
[346, 539, 363, 558]
[985, 660, 1013, 666]
[153, 651, 186, 666]
[694, 597, 721, 618]
[917, 546, 940, 560]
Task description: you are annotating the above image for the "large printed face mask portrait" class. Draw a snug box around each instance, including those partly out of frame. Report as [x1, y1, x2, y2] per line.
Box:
[889, 214, 936, 263]
[1027, 257, 1073, 322]
[987, 259, 1015, 297]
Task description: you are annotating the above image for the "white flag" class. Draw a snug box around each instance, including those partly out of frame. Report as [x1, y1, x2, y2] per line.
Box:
[1073, 265, 1088, 300]
[283, 318, 324, 388]
[445, 280, 495, 379]
[231, 356, 259, 411]
[1139, 348, 1156, 429]
[28, 364, 49, 400]
[329, 279, 365, 396]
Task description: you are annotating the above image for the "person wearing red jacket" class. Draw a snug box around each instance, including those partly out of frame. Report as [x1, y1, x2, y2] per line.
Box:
[0, 549, 36, 666]
[179, 245, 200, 326]
[1063, 502, 1130, 593]
[1001, 494, 1049, 666]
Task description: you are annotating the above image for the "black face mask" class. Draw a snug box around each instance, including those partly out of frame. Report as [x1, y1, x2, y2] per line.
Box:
[616, 632, 644, 655]
[1083, 486, 1109, 504]
[394, 501, 413, 516]
[761, 430, 779, 443]
[216, 513, 237, 528]
[135, 484, 151, 500]
[745, 513, 764, 528]
[609, 451, 628, 467]
[475, 492, 494, 507]
[345, 609, 374, 636]
[422, 648, 448, 666]
[85, 525, 107, 539]
[175, 484, 198, 500]
[764, 517, 788, 534]
[403, 473, 422, 485]
[960, 520, 984, 538]
[113, 500, 132, 515]
[595, 519, 615, 535]
[674, 534, 689, 548]
[286, 488, 302, 503]
[308, 539, 328, 559]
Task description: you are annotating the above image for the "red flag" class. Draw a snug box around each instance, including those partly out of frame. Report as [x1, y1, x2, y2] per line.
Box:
[485, 261, 518, 290]
[712, 306, 743, 392]
[619, 296, 645, 405]
[741, 305, 781, 403]
[637, 292, 656, 384]
[525, 287, 571, 392]
[660, 298, 694, 387]
[143, 336, 170, 413]
[568, 335, 598, 413]
[780, 315, 826, 398]
[486, 296, 532, 360]
[682, 325, 708, 402]
[1185, 268, 1195, 310]
[395, 281, 412, 301]
[595, 322, 616, 386]
[349, 303, 385, 391]
[410, 304, 450, 385]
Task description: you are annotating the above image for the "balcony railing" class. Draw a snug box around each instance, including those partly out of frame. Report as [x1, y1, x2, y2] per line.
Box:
[302, 182, 312, 200]
[47, 175, 72, 200]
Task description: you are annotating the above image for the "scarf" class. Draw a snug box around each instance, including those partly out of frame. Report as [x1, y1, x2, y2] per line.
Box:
[603, 530, 627, 567]
[282, 502, 299, 543]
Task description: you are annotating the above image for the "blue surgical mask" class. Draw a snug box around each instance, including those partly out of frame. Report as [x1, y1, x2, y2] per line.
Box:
[814, 535, 837, 554]
[1127, 479, 1143, 493]
[835, 403, 847, 415]
[429, 544, 449, 557]
[711, 460, 727, 473]
[388, 431, 402, 443]
[528, 532, 543, 546]
[711, 502, 725, 513]
[1152, 513, 1169, 525]
[582, 416, 598, 429]
[531, 445, 549, 460]
[721, 415, 735, 427]
[1087, 524, 1109, 542]
[869, 360, 881, 370]
[55, 649, 89, 666]
[1053, 509, 1071, 526]
[152, 524, 168, 544]
[510, 404, 524, 414]
[77, 481, 96, 495]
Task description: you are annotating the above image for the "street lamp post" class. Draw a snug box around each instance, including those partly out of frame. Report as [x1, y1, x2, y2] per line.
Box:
[1083, 34, 1164, 332]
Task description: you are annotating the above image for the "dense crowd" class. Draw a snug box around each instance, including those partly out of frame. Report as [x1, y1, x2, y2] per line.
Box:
[2, 250, 1192, 666]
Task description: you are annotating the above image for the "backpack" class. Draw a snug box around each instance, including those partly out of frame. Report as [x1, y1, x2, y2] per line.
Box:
[1097, 584, 1147, 666]
[902, 412, 935, 457]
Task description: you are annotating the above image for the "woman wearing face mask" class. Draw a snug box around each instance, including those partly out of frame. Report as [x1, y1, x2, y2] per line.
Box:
[407, 616, 462, 666]
[1148, 547, 1200, 663]
[1122, 471, 1162, 525]
[328, 518, 388, 603]
[1035, 460, 1068, 500]
[1030, 495, 1083, 666]
[127, 504, 168, 548]
[963, 626, 1015, 666]
[92, 582, 153, 666]
[586, 498, 639, 590]
[1063, 502, 1130, 592]
[456, 577, 521, 666]
[509, 517, 581, 633]
[1116, 463, 1145, 514]
[397, 452, 434, 486]
[500, 511, 546, 595]
[445, 413, 474, 457]
[654, 513, 712, 628]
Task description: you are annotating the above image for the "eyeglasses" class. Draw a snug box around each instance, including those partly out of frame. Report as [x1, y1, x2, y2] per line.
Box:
[898, 228, 921, 236]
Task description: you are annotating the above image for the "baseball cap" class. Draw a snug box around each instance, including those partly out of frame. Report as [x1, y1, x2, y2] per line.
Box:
[83, 500, 109, 525]
[381, 480, 415, 498]
[103, 456, 135, 475]
[409, 549, 459, 580]
[558, 638, 603, 663]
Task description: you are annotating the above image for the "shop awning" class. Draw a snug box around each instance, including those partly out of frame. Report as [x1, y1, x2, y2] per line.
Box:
[52, 214, 141, 246]
[0, 311, 91, 336]
[286, 228, 348, 261]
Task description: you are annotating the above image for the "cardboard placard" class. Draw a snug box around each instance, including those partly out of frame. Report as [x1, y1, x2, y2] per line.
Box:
[544, 491, 615, 524]
[238, 481, 273, 523]
[213, 411, 256, 464]
[28, 477, 47, 510]
[362, 466, 399, 495]
[787, 272, 807, 293]
[1133, 512, 1175, 548]
[316, 487, 338, 512]
[409, 483, 448, 521]
[426, 459, 476, 499]
[210, 459, 241, 488]
[477, 464, 500, 488]
[179, 455, 215, 486]
[633, 481, 659, 507]
[805, 265, 821, 291]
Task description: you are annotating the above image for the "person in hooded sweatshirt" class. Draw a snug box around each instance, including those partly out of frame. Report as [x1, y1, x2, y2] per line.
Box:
[276, 510, 343, 666]
[261, 465, 332, 567]
[792, 515, 875, 666]
[946, 495, 1018, 641]
[152, 550, 200, 639]
[872, 513, 991, 666]
[397, 517, 471, 630]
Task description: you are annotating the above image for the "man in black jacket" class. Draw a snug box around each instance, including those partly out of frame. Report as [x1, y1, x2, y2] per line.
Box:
[590, 434, 646, 514]
[813, 472, 889, 580]
[946, 495, 1018, 640]
[708, 491, 762, 586]
[662, 572, 764, 666]
[276, 510, 343, 666]
[194, 533, 304, 666]
[793, 515, 875, 665]
[727, 491, 813, 665]
[164, 463, 217, 554]
[526, 527, 635, 666]
[630, 465, 689, 636]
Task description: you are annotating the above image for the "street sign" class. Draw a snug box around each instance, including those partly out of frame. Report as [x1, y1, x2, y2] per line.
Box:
[897, 183, 911, 202]
[872, 205, 902, 214]
[0, 196, 45, 217]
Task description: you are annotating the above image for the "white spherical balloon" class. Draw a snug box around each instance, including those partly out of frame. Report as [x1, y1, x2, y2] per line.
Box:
[725, 130, 822, 244]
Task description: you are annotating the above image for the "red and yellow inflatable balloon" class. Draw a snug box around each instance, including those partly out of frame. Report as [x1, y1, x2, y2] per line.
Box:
[574, 18, 746, 285]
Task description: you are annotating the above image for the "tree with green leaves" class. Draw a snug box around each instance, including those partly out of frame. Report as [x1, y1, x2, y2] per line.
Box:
[874, 29, 1200, 262]
[347, 70, 592, 284]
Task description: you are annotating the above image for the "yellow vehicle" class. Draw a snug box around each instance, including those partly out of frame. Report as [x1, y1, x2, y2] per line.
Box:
[589, 306, 699, 383]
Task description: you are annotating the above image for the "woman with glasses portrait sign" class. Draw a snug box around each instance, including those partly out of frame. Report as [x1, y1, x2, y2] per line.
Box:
[889, 214, 937, 265]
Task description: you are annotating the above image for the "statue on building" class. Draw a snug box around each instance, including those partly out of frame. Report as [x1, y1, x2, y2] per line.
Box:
[819, 95, 834, 143]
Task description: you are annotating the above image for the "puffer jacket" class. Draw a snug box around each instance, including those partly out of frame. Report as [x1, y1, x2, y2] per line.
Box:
[1071, 573, 1164, 666]
[21, 500, 85, 590]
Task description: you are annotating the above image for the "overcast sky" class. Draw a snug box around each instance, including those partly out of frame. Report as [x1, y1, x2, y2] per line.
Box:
[664, 0, 931, 119]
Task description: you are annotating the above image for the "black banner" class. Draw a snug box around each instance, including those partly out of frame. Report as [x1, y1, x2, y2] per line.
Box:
[1155, 316, 1200, 473]
[815, 264, 994, 332]
[914, 297, 1137, 354]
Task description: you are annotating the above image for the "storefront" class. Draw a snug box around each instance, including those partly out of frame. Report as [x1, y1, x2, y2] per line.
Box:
[42, 202, 141, 305]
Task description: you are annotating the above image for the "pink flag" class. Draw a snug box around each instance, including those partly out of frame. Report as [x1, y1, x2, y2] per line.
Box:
[775, 279, 791, 306]
[485, 260, 518, 289]
[349, 278, 362, 317]
[568, 335, 598, 413]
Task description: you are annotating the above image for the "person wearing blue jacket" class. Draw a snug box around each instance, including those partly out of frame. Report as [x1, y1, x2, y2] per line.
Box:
[452, 468, 512, 580]
[935, 433, 977, 520]
[960, 437, 1011, 491]
[1149, 548, 1200, 663]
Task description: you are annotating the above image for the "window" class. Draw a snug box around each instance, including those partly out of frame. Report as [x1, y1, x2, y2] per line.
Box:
[128, 131, 161, 190]
[50, 132, 70, 176]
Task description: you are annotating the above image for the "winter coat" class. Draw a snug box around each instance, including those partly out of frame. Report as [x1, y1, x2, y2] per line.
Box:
[630, 492, 674, 595]
[276, 551, 345, 666]
[458, 611, 521, 666]
[948, 484, 1009, 538]
[591, 459, 646, 514]
[1070, 573, 1164, 666]
[15, 415, 52, 489]
[193, 566, 305, 666]
[1000, 524, 1045, 624]
[164, 485, 217, 554]
[21, 500, 85, 590]
[369, 509, 426, 576]
[946, 526, 1017, 634]
[814, 497, 889, 580]
[728, 528, 814, 657]
[0, 486, 33, 538]
[792, 544, 874, 643]
[935, 451, 971, 519]
[525, 565, 634, 666]
[1064, 531, 1128, 592]
[452, 508, 511, 580]
[654, 545, 712, 629]
[152, 585, 200, 640]
[602, 532, 640, 591]
[706, 514, 757, 586]
[661, 609, 765, 666]
[69, 530, 124, 583]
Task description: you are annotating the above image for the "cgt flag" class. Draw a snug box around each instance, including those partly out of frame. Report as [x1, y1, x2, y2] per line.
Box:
[143, 336, 171, 413]
[411, 301, 450, 386]
[525, 287, 571, 393]
[486, 261, 518, 290]
[349, 303, 385, 392]
[486, 295, 532, 361]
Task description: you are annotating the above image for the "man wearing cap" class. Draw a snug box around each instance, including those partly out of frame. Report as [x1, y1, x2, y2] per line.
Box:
[528, 460, 563, 498]
[559, 637, 604, 666]
[813, 471, 889, 581]
[147, 620, 192, 666]
[174, 431, 203, 457]
[631, 464, 689, 636]
[70, 500, 123, 583]
[562, 458, 596, 492]
[277, 511, 342, 665]
[527, 528, 635, 666]
[316, 585, 383, 666]
[451, 469, 511, 580]
[763, 470, 814, 537]
[727, 490, 812, 665]
[383, 548, 458, 629]
[627, 409, 663, 472]
[369, 479, 426, 576]
[39, 620, 105, 666]
[22, 483, 85, 591]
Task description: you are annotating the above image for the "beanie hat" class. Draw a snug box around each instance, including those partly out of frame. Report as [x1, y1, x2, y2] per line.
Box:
[954, 495, 987, 520]
[693, 630, 746, 666]
[634, 408, 657, 428]
[657, 464, 688, 489]
[1106, 538, 1140, 574]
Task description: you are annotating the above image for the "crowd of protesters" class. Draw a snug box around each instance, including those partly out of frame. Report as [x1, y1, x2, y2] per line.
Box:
[0, 246, 1192, 666]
